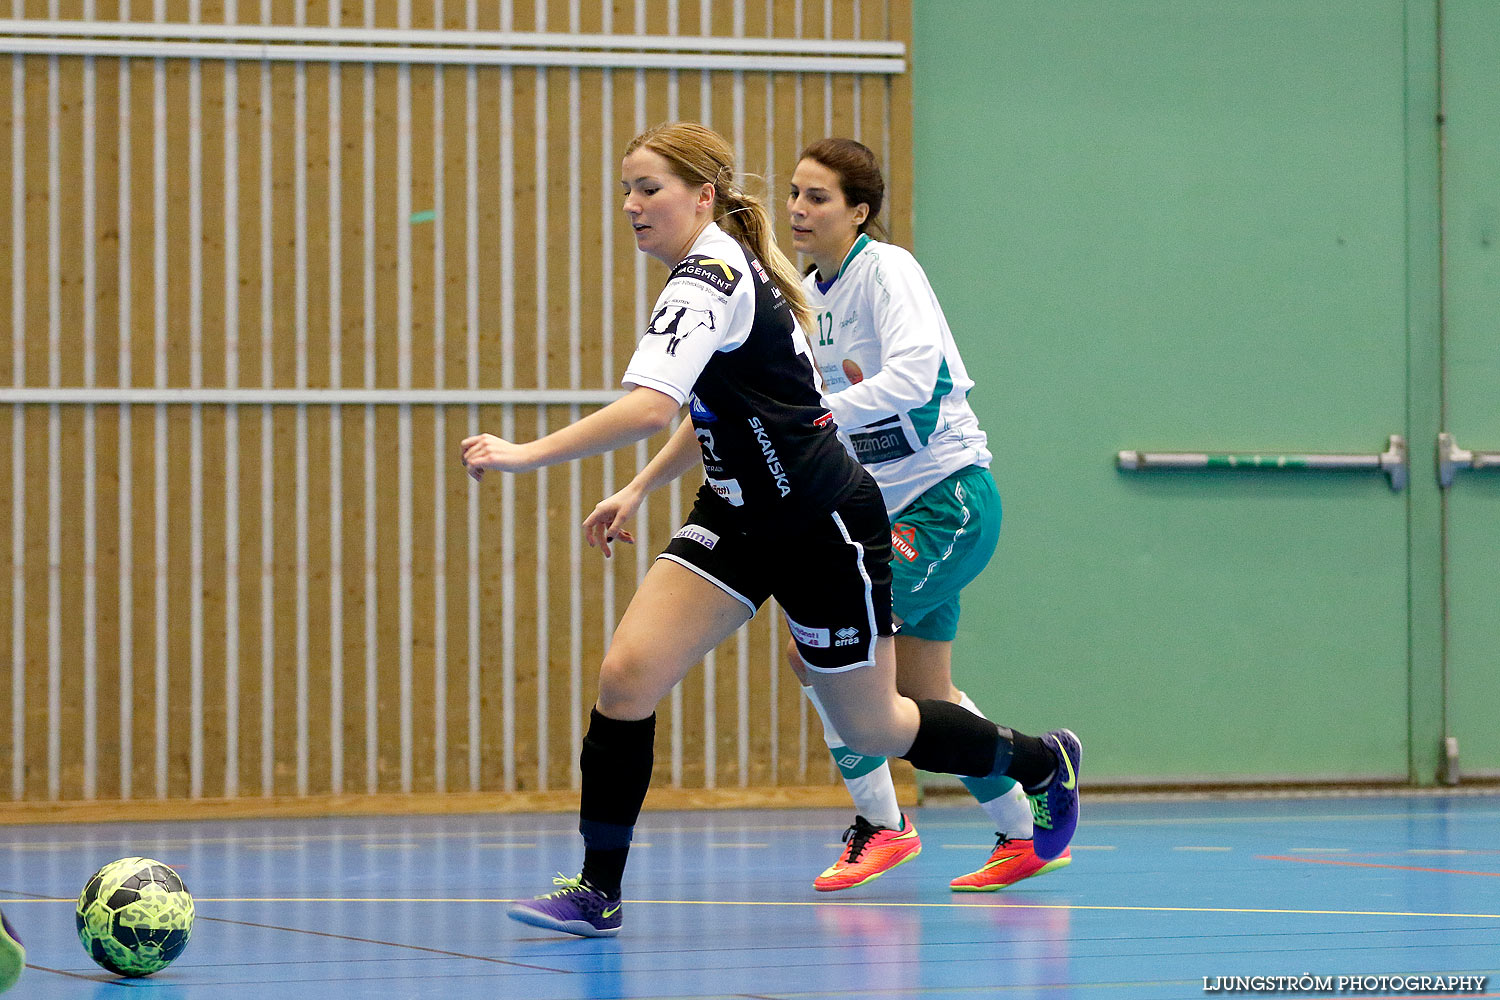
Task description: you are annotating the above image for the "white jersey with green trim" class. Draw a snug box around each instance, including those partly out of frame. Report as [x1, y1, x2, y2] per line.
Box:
[803, 234, 992, 515]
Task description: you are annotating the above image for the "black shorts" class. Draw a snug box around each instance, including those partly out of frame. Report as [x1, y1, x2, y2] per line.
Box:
[659, 473, 894, 672]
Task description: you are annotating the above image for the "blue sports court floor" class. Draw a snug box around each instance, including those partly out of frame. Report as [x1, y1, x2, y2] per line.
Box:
[4, 792, 1499, 999]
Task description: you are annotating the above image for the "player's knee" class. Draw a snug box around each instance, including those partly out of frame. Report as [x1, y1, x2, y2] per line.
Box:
[596, 648, 659, 719]
[824, 709, 900, 758]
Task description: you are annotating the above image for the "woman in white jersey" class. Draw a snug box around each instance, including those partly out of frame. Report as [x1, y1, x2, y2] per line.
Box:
[786, 138, 1074, 893]
[459, 122, 1080, 938]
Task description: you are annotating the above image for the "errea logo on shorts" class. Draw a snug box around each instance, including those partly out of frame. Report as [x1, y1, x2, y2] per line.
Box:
[834, 627, 861, 647]
[786, 616, 830, 649]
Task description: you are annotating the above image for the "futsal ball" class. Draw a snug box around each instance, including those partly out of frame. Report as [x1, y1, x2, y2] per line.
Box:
[75, 857, 194, 977]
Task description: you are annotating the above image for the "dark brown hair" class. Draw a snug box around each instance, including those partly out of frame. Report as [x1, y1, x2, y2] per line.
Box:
[798, 137, 888, 239]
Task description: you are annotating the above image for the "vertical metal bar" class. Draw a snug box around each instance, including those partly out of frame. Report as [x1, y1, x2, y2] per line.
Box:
[498, 5, 516, 792]
[599, 0, 616, 708]
[81, 5, 98, 799]
[222, 0, 240, 799]
[326, 0, 343, 797]
[822, 0, 832, 136]
[361, 5, 377, 793]
[46, 35, 61, 801]
[293, 4, 310, 798]
[464, 0, 480, 793]
[665, 0, 682, 790]
[152, 14, 169, 798]
[699, 0, 711, 127]
[697, 0, 714, 791]
[762, 0, 778, 785]
[533, 1, 549, 791]
[668, 411, 683, 787]
[8, 0, 21, 802]
[850, 3, 860, 135]
[631, 0, 648, 745]
[431, 1, 448, 792]
[258, 0, 274, 797]
[795, 0, 808, 784]
[188, 0, 205, 799]
[396, 0, 414, 795]
[732, 0, 751, 788]
[566, 0, 582, 789]
[116, 19, 134, 801]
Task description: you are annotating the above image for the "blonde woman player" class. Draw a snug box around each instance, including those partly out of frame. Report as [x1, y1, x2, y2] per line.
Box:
[462, 122, 1080, 938]
[786, 137, 1074, 893]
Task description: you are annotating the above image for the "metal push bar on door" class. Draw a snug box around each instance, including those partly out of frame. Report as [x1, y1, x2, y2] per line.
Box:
[1116, 434, 1408, 491]
[1438, 432, 1500, 488]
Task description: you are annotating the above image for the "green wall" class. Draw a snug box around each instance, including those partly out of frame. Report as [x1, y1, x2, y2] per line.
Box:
[911, 1, 1490, 784]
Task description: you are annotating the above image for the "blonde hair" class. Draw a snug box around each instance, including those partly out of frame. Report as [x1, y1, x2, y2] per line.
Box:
[625, 122, 813, 331]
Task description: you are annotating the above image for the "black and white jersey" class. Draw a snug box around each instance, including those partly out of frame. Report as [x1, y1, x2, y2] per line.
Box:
[622, 223, 864, 520]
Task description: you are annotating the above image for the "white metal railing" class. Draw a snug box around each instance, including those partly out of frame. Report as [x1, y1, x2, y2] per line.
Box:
[0, 19, 907, 73]
[0, 18, 907, 56]
[0, 388, 625, 404]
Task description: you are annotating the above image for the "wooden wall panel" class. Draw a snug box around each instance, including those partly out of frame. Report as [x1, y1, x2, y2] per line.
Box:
[1, 3, 913, 807]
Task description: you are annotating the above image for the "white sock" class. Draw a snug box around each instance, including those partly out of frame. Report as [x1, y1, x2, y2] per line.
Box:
[803, 684, 903, 830]
[957, 691, 1034, 839]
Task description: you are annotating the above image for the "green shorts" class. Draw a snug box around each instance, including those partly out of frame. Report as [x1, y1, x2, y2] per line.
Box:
[889, 465, 1001, 642]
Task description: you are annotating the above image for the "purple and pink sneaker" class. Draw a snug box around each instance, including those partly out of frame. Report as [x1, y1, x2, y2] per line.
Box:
[1029, 728, 1082, 862]
[508, 875, 622, 938]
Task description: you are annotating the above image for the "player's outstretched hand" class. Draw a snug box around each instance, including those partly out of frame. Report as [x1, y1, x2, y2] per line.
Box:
[584, 484, 643, 558]
[460, 433, 534, 480]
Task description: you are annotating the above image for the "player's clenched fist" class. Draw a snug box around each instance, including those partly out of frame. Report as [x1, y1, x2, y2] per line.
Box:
[460, 433, 535, 480]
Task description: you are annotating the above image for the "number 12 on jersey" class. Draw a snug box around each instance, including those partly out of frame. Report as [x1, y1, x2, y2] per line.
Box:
[815, 310, 835, 346]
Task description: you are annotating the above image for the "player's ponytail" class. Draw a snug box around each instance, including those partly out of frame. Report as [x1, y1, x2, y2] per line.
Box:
[625, 122, 813, 332]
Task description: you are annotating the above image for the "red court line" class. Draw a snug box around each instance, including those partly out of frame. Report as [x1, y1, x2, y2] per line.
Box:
[1260, 854, 1500, 877]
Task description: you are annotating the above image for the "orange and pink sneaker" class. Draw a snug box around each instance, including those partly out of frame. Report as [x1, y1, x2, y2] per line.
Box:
[949, 835, 1071, 892]
[813, 814, 922, 892]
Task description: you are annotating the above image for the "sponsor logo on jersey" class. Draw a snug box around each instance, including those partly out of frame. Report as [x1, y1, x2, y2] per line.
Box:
[675, 255, 742, 295]
[689, 392, 718, 423]
[646, 303, 716, 357]
[706, 476, 744, 506]
[748, 257, 783, 299]
[813, 411, 834, 429]
[696, 426, 724, 467]
[748, 416, 792, 497]
[833, 626, 862, 647]
[672, 525, 720, 550]
[786, 615, 831, 649]
[891, 524, 919, 562]
[839, 311, 859, 329]
[851, 427, 915, 464]
[841, 358, 864, 385]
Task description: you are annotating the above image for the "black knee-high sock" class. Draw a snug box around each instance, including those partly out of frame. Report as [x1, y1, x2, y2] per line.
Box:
[578, 708, 655, 898]
[900, 699, 999, 776]
[900, 699, 1056, 790]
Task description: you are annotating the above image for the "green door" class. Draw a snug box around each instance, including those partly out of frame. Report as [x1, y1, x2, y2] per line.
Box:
[914, 3, 1418, 781]
[1439, 0, 1500, 779]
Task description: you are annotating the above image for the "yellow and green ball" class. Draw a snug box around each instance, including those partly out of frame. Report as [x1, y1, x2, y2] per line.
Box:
[75, 857, 194, 977]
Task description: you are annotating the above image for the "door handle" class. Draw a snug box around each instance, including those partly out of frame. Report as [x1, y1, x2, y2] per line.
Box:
[1116, 434, 1407, 491]
[1437, 432, 1500, 488]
